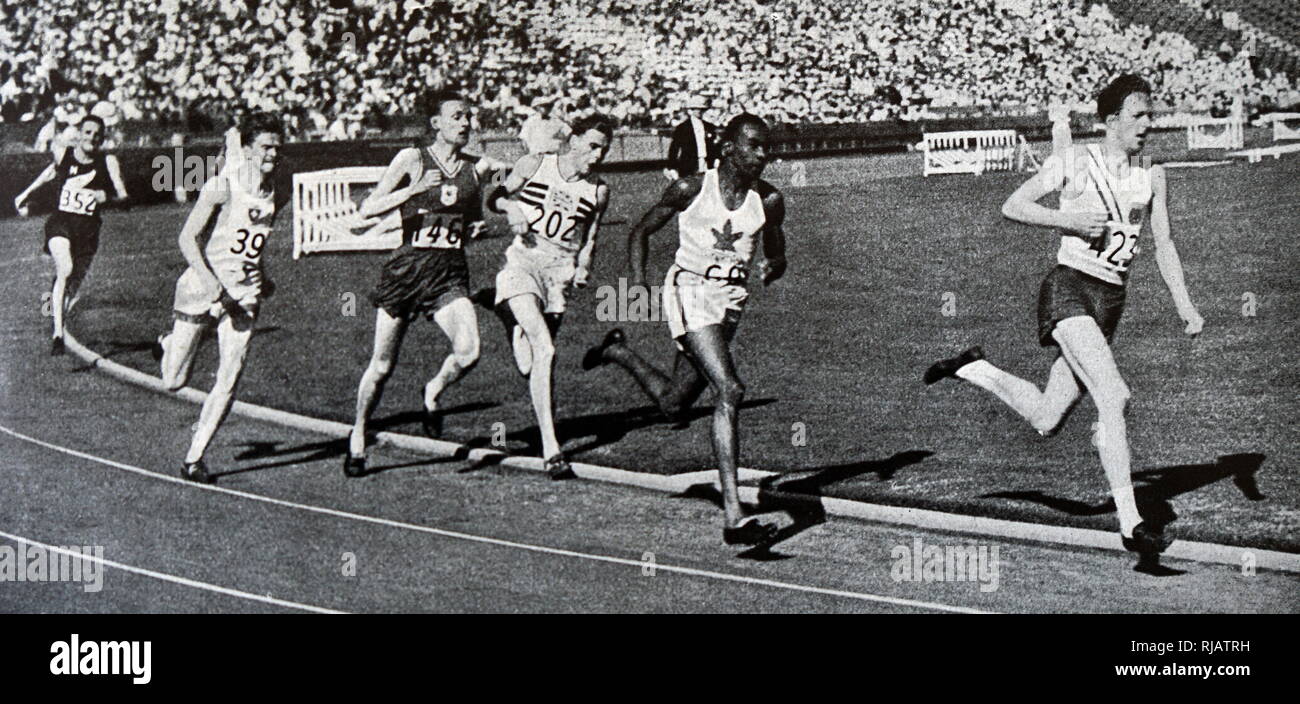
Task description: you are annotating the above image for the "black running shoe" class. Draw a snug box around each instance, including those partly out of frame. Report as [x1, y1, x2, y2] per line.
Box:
[50, 337, 64, 356]
[342, 454, 367, 478]
[545, 454, 576, 480]
[1121, 522, 1173, 556]
[723, 517, 779, 546]
[923, 345, 984, 385]
[581, 328, 626, 371]
[181, 460, 213, 484]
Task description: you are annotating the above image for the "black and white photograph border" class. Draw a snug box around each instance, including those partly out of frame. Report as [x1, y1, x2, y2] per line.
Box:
[1, 0, 1297, 619]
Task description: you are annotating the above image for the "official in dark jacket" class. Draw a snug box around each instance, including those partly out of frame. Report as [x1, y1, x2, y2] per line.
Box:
[664, 95, 718, 181]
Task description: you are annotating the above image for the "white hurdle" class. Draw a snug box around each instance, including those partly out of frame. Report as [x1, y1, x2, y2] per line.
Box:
[1266, 112, 1300, 142]
[1186, 114, 1244, 150]
[292, 166, 403, 259]
[919, 129, 1021, 176]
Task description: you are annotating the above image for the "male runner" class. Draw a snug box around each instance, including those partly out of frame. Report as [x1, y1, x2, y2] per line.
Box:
[485, 114, 613, 479]
[14, 115, 128, 355]
[152, 111, 284, 483]
[582, 114, 788, 545]
[925, 75, 1204, 557]
[344, 89, 497, 477]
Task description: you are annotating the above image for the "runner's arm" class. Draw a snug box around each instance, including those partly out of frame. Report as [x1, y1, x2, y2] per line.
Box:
[177, 178, 230, 300]
[574, 183, 609, 288]
[1002, 150, 1106, 240]
[13, 163, 58, 213]
[490, 153, 544, 241]
[358, 148, 422, 219]
[627, 177, 698, 287]
[1149, 165, 1203, 335]
[758, 185, 787, 285]
[474, 155, 510, 180]
[102, 154, 129, 205]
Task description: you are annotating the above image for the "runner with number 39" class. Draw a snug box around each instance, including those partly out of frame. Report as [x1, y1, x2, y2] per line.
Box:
[151, 111, 285, 485]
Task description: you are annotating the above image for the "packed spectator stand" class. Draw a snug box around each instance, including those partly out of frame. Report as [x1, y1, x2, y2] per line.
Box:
[1, 0, 1297, 146]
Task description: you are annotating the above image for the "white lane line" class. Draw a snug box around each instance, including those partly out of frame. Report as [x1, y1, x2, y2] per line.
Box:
[0, 530, 345, 614]
[0, 424, 994, 614]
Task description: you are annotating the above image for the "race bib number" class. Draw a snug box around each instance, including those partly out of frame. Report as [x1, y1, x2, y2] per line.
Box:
[1090, 222, 1140, 272]
[412, 214, 465, 249]
[703, 262, 749, 283]
[527, 209, 582, 247]
[58, 185, 98, 216]
[229, 226, 271, 263]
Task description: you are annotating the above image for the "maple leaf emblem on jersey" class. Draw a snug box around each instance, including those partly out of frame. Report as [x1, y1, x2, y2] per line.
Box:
[711, 219, 742, 252]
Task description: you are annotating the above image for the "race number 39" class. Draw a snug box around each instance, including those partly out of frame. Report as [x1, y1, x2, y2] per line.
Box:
[230, 227, 268, 261]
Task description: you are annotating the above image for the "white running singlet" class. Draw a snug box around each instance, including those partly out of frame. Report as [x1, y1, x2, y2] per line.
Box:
[205, 165, 276, 289]
[507, 154, 601, 262]
[673, 168, 766, 282]
[1056, 144, 1152, 285]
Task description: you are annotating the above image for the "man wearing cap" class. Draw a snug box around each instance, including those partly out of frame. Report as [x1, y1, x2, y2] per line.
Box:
[665, 94, 718, 182]
[89, 100, 121, 150]
[35, 93, 85, 154]
[518, 95, 571, 155]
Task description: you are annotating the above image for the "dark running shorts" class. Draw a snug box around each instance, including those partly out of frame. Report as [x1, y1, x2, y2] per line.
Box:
[1037, 265, 1126, 347]
[370, 246, 470, 321]
[43, 212, 101, 269]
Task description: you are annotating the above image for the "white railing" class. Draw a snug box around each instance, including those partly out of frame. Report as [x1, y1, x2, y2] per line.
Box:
[292, 166, 401, 259]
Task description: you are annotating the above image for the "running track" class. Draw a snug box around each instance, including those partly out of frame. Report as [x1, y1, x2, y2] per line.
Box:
[1, 216, 1295, 613]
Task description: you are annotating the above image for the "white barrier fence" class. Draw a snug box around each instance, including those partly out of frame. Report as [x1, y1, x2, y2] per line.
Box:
[1266, 112, 1300, 142]
[292, 167, 401, 259]
[1186, 115, 1244, 150]
[919, 130, 1033, 176]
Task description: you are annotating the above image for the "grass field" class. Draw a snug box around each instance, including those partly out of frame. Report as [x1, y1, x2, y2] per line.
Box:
[4, 132, 1296, 553]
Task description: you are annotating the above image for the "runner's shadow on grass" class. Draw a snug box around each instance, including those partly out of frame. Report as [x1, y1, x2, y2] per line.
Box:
[668, 482, 826, 560]
[1132, 452, 1268, 503]
[451, 437, 512, 473]
[221, 436, 465, 478]
[980, 453, 1267, 521]
[367, 401, 500, 435]
[218, 436, 350, 477]
[735, 450, 934, 559]
[497, 398, 779, 458]
[351, 455, 467, 476]
[762, 450, 936, 494]
[97, 339, 158, 360]
[981, 453, 1266, 576]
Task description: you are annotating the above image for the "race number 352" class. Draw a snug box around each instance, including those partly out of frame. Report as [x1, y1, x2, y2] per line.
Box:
[59, 187, 97, 216]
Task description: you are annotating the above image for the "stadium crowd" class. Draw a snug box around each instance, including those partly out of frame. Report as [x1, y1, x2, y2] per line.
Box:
[1, 0, 1296, 140]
